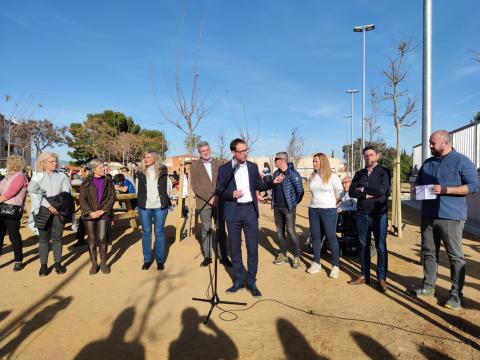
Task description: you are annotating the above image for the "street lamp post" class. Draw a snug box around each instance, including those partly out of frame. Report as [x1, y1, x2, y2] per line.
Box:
[345, 114, 352, 176]
[354, 23, 375, 168]
[347, 89, 359, 175]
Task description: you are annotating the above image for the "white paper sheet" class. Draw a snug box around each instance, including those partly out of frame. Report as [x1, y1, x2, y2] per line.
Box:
[415, 185, 437, 200]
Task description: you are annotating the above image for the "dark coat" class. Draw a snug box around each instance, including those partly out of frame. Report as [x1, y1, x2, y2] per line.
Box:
[349, 165, 391, 215]
[271, 162, 304, 211]
[45, 191, 76, 223]
[34, 206, 53, 229]
[215, 160, 273, 222]
[79, 176, 116, 220]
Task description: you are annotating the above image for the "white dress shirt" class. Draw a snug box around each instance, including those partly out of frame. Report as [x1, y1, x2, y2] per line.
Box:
[202, 160, 212, 181]
[233, 160, 253, 203]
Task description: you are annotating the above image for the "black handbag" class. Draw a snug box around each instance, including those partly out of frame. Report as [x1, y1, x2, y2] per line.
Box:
[0, 203, 23, 219]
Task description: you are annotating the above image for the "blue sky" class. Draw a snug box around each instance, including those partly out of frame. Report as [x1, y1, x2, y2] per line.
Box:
[1, 0, 479, 161]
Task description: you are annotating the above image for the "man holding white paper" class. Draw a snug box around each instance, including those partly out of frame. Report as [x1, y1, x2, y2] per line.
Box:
[409, 130, 479, 310]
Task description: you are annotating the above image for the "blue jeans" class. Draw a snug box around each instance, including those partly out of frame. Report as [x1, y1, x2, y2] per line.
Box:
[308, 207, 339, 266]
[138, 207, 168, 263]
[356, 212, 388, 280]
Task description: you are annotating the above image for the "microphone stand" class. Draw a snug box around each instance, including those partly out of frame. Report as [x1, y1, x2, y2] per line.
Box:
[192, 162, 246, 324]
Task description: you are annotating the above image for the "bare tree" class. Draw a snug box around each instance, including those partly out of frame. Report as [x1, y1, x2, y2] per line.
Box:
[469, 49, 480, 63]
[286, 127, 305, 167]
[216, 128, 228, 160]
[238, 108, 260, 152]
[364, 87, 382, 143]
[154, 3, 217, 158]
[10, 119, 68, 157]
[382, 40, 417, 239]
[112, 132, 144, 165]
[3, 94, 43, 157]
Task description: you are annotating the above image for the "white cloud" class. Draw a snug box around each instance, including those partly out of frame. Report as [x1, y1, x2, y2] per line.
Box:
[455, 64, 480, 78]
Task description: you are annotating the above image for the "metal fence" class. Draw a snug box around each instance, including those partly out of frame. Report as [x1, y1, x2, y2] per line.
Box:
[412, 122, 480, 169]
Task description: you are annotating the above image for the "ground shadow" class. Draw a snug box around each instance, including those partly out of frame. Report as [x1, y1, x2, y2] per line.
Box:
[259, 226, 278, 259]
[277, 318, 328, 360]
[0, 296, 73, 359]
[169, 307, 238, 360]
[351, 331, 396, 359]
[0, 234, 38, 256]
[418, 344, 455, 360]
[108, 227, 141, 268]
[0, 310, 11, 323]
[384, 271, 480, 350]
[74, 306, 145, 360]
[163, 225, 176, 264]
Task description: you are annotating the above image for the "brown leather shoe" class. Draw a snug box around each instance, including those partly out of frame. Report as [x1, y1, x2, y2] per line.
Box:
[348, 276, 370, 285]
[378, 280, 388, 293]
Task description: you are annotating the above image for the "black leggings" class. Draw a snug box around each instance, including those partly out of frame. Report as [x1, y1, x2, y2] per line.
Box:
[0, 216, 23, 262]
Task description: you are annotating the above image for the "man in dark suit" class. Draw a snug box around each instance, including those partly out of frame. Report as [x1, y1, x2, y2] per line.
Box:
[216, 138, 284, 297]
[190, 140, 231, 267]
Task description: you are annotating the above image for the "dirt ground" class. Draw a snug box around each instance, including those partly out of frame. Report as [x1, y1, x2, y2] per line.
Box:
[1, 194, 479, 360]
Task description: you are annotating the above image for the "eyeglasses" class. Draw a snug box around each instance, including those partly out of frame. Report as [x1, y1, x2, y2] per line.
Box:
[234, 148, 248, 154]
[45, 160, 57, 163]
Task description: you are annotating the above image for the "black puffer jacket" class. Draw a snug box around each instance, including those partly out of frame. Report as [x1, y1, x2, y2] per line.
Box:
[45, 191, 76, 224]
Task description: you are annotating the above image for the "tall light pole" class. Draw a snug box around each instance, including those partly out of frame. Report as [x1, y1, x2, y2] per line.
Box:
[347, 89, 359, 175]
[354, 24, 375, 168]
[345, 114, 352, 176]
[422, 0, 432, 162]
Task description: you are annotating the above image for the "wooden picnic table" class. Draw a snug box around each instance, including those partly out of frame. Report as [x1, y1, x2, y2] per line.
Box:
[72, 193, 138, 230]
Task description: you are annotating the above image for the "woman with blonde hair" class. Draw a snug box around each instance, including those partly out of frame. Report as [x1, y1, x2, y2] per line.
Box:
[0, 155, 28, 271]
[307, 153, 343, 278]
[28, 152, 72, 276]
[79, 158, 116, 274]
[136, 152, 172, 271]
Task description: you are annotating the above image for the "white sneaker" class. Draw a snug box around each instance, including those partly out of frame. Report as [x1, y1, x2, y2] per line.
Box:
[307, 262, 322, 274]
[330, 266, 340, 279]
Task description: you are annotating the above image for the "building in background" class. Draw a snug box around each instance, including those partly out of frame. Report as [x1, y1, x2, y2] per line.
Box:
[0, 114, 32, 169]
[412, 121, 480, 227]
[412, 122, 480, 170]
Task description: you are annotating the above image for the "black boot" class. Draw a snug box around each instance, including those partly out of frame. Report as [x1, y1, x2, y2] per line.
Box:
[88, 245, 98, 275]
[39, 264, 48, 276]
[99, 244, 110, 274]
[54, 262, 66, 274]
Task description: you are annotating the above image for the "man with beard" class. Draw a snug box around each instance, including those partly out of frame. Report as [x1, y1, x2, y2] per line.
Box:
[190, 141, 231, 267]
[348, 146, 391, 292]
[409, 130, 478, 309]
[216, 138, 284, 297]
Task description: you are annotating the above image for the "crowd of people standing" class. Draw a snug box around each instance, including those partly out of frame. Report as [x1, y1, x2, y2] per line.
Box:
[0, 129, 478, 309]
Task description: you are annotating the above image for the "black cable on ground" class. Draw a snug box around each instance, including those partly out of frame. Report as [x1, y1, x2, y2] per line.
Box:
[214, 298, 476, 347]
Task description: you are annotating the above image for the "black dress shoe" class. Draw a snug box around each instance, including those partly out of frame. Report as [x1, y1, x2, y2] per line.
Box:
[142, 261, 152, 270]
[157, 262, 165, 271]
[225, 283, 246, 294]
[39, 264, 48, 277]
[200, 257, 212, 267]
[247, 285, 262, 298]
[13, 262, 24, 272]
[54, 262, 67, 274]
[219, 257, 233, 267]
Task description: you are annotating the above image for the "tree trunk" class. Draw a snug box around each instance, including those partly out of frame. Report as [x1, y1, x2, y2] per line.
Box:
[395, 124, 403, 239]
[391, 165, 397, 232]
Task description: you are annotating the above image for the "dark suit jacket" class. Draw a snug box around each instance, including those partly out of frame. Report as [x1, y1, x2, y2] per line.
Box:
[216, 160, 273, 222]
[190, 158, 221, 209]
